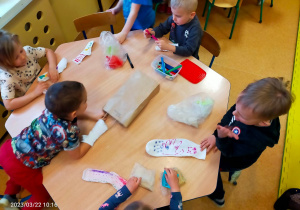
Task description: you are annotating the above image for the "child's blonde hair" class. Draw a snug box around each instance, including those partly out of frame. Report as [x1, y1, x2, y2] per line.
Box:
[171, 0, 198, 13]
[0, 30, 20, 70]
[237, 77, 294, 120]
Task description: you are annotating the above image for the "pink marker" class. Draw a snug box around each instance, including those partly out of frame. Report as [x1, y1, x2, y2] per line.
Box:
[145, 29, 158, 41]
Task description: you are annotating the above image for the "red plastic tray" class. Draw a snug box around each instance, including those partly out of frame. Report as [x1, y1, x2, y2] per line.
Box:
[179, 59, 206, 84]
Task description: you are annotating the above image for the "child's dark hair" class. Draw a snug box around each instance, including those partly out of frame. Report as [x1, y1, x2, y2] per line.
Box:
[45, 81, 86, 119]
[124, 201, 152, 210]
[237, 77, 294, 120]
[0, 30, 20, 69]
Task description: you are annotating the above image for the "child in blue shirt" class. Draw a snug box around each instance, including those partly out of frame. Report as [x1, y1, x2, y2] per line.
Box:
[144, 0, 203, 59]
[99, 168, 182, 210]
[107, 0, 155, 43]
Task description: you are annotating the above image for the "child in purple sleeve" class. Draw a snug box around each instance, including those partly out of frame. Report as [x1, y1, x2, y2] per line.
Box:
[99, 168, 183, 210]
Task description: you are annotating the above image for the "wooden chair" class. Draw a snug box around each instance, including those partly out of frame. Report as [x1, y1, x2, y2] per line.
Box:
[73, 12, 116, 39]
[202, 0, 241, 39]
[200, 31, 221, 68]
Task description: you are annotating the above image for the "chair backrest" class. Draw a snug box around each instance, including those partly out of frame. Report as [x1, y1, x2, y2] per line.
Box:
[73, 12, 116, 39]
[200, 31, 221, 68]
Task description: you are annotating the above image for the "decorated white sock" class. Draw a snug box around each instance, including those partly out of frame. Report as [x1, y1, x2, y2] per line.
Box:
[81, 119, 108, 146]
[57, 57, 67, 73]
[146, 139, 206, 160]
[82, 169, 127, 190]
[38, 57, 68, 82]
[73, 41, 94, 64]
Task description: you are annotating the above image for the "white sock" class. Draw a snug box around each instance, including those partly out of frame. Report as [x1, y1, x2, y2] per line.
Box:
[146, 138, 206, 160]
[82, 169, 127, 190]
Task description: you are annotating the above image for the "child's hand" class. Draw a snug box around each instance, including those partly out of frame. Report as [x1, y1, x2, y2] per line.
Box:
[34, 82, 49, 96]
[165, 168, 180, 192]
[48, 67, 59, 83]
[126, 177, 141, 194]
[77, 110, 105, 121]
[155, 40, 175, 52]
[144, 28, 154, 38]
[114, 32, 127, 44]
[217, 125, 239, 140]
[106, 6, 121, 15]
[200, 135, 218, 153]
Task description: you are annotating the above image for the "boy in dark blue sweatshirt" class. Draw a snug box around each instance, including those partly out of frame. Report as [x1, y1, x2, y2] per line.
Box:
[200, 77, 294, 207]
[144, 0, 203, 59]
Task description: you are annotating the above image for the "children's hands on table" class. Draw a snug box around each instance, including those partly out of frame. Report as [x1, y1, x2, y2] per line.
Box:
[78, 110, 105, 121]
[114, 32, 127, 44]
[217, 125, 239, 140]
[200, 135, 218, 153]
[126, 177, 141, 194]
[48, 67, 59, 83]
[165, 168, 180, 192]
[34, 82, 49, 96]
[144, 28, 154, 38]
[106, 7, 121, 15]
[155, 39, 173, 51]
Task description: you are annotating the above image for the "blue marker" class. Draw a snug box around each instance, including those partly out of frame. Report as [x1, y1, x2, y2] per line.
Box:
[159, 62, 179, 73]
[161, 57, 166, 73]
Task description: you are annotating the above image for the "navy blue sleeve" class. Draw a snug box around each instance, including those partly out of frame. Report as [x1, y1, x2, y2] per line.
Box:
[153, 16, 173, 37]
[99, 185, 131, 210]
[170, 192, 182, 210]
[174, 26, 202, 57]
[213, 104, 236, 137]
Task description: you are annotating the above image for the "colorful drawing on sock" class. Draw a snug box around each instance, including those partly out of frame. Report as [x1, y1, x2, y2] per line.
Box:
[72, 41, 94, 64]
[38, 58, 68, 82]
[146, 139, 206, 160]
[82, 168, 127, 190]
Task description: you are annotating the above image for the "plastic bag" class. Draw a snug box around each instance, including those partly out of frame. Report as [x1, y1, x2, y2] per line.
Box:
[130, 163, 155, 191]
[99, 31, 127, 69]
[167, 93, 214, 127]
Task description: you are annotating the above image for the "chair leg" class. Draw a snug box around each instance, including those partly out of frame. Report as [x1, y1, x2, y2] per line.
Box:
[259, 2, 263, 23]
[229, 6, 239, 39]
[202, 0, 208, 17]
[204, 3, 213, 31]
[270, 0, 273, 7]
[110, 25, 114, 34]
[228, 8, 232, 18]
[20, 195, 32, 203]
[82, 31, 87, 39]
[155, 2, 161, 13]
[209, 56, 215, 68]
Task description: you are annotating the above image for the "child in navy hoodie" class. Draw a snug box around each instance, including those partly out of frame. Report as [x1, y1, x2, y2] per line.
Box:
[200, 77, 294, 207]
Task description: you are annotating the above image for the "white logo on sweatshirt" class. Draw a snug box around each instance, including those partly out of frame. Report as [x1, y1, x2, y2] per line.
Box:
[185, 30, 189, 38]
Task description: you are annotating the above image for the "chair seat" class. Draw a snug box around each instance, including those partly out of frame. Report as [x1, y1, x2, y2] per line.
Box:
[209, 0, 239, 8]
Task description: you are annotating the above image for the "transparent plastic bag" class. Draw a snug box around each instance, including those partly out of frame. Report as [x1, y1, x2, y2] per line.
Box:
[99, 31, 127, 69]
[167, 93, 214, 127]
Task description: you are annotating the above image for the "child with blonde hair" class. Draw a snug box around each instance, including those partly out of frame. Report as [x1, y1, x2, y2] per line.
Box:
[0, 30, 58, 110]
[200, 77, 294, 207]
[144, 0, 203, 59]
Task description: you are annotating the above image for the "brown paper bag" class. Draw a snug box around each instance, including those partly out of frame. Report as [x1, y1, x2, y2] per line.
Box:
[103, 71, 160, 127]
